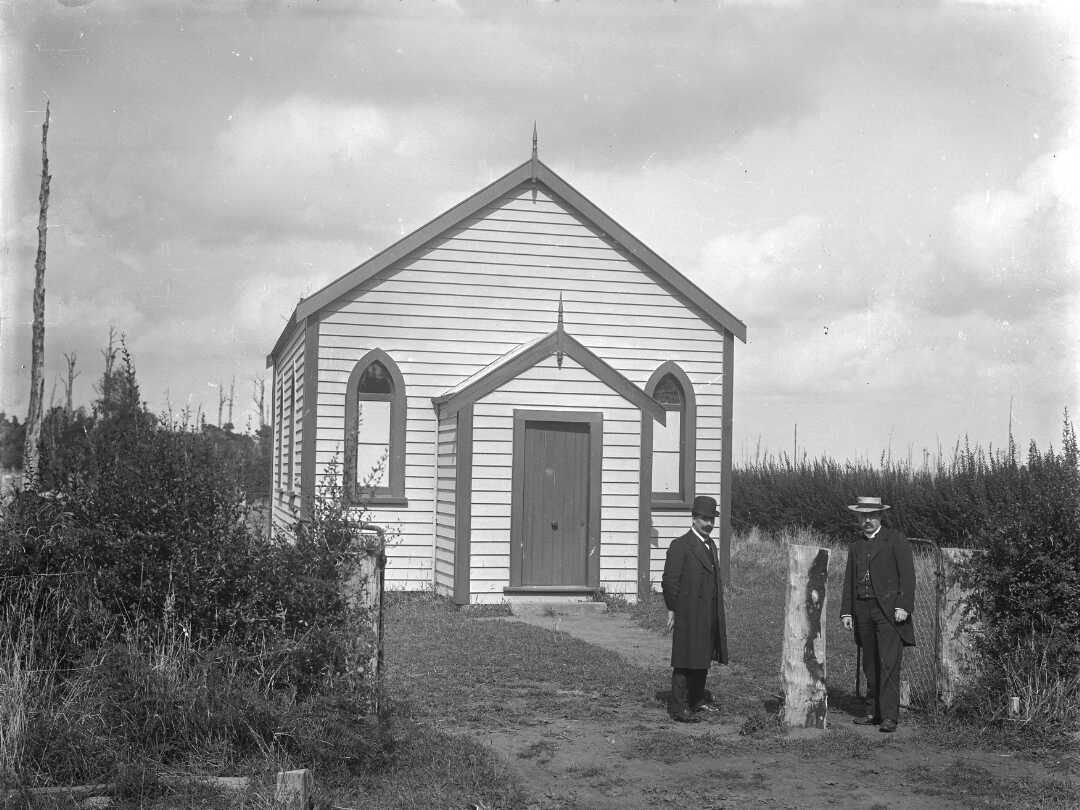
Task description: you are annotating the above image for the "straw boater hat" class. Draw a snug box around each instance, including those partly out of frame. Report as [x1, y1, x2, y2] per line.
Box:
[847, 496, 891, 513]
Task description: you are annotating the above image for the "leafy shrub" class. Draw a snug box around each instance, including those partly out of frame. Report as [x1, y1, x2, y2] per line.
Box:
[1, 341, 386, 784]
[963, 420, 1080, 676]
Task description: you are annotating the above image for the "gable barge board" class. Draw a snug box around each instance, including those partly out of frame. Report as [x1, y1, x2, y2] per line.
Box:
[433, 329, 666, 424]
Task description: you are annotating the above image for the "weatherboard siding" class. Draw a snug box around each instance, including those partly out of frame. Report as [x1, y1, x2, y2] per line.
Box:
[311, 183, 727, 592]
[271, 326, 305, 530]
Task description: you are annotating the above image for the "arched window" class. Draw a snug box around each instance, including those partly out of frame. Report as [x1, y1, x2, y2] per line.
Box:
[344, 349, 407, 506]
[645, 362, 696, 509]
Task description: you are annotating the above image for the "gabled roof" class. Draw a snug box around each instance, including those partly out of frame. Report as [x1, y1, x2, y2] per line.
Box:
[268, 155, 746, 365]
[432, 325, 667, 424]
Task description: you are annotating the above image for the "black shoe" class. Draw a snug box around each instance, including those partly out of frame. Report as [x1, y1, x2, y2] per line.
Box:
[853, 715, 881, 726]
[671, 710, 701, 723]
[879, 718, 898, 733]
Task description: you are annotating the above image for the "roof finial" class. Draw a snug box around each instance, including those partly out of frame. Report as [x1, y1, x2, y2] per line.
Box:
[557, 291, 564, 330]
[530, 122, 539, 200]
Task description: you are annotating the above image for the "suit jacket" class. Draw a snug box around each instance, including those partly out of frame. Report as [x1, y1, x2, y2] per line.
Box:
[840, 526, 916, 647]
[662, 530, 728, 667]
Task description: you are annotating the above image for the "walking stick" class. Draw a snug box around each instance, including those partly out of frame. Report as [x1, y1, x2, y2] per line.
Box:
[855, 645, 862, 698]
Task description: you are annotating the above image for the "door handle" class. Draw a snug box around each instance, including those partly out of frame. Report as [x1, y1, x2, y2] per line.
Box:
[551, 521, 559, 530]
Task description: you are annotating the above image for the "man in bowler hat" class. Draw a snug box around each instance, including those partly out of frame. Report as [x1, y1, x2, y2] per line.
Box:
[662, 494, 728, 723]
[839, 496, 916, 733]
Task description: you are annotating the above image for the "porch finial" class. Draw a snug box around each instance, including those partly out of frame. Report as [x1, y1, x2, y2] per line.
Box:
[556, 291, 564, 368]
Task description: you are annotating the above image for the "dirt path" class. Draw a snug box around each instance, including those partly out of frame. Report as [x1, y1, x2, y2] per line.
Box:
[462, 609, 1078, 810]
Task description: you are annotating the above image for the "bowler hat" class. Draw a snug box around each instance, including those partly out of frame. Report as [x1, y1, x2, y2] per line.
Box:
[691, 495, 720, 518]
[847, 495, 891, 513]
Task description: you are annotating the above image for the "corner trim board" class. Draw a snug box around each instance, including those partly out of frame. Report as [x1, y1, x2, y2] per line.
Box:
[718, 330, 734, 585]
[453, 406, 474, 605]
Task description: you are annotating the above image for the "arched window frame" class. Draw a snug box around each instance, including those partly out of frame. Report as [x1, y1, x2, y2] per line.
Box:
[645, 361, 696, 510]
[344, 349, 408, 507]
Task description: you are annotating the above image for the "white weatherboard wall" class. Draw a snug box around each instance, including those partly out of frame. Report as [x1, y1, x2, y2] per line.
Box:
[466, 355, 643, 603]
[271, 325, 305, 531]
[311, 184, 727, 591]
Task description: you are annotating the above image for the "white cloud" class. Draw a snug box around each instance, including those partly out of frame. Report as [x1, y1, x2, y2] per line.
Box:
[217, 96, 391, 177]
[695, 214, 846, 324]
[936, 146, 1079, 318]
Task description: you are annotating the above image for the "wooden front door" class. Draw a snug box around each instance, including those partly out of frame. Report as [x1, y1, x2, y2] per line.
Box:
[521, 420, 590, 586]
[510, 411, 602, 590]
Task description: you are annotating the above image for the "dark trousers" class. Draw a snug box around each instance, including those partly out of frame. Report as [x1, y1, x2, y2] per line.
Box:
[669, 668, 709, 716]
[854, 598, 904, 722]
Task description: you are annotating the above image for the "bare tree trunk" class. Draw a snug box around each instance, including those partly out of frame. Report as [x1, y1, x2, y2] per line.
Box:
[252, 375, 266, 428]
[63, 352, 79, 415]
[100, 326, 117, 408]
[217, 383, 225, 428]
[22, 102, 51, 491]
[227, 375, 235, 428]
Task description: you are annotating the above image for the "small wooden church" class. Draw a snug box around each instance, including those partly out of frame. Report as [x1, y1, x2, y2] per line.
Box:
[267, 142, 747, 604]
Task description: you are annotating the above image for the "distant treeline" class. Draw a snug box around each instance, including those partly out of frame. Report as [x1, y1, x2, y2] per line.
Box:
[732, 415, 1078, 547]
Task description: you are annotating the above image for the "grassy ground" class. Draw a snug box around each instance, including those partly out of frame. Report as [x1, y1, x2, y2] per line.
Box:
[9, 528, 1077, 809]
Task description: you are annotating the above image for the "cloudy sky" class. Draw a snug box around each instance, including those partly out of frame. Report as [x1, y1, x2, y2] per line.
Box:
[1, 0, 1077, 464]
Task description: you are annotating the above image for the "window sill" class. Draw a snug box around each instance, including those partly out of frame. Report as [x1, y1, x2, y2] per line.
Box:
[650, 497, 695, 512]
[346, 495, 409, 509]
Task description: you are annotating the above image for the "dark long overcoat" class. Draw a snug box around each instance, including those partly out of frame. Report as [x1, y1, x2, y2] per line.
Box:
[840, 526, 917, 647]
[662, 530, 728, 668]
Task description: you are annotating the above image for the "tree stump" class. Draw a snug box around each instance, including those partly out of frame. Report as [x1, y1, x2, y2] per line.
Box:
[938, 547, 979, 708]
[781, 545, 830, 729]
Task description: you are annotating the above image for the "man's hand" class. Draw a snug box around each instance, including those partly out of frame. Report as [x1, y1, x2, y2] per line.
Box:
[894, 608, 909, 623]
[666, 610, 675, 633]
[841, 615, 853, 631]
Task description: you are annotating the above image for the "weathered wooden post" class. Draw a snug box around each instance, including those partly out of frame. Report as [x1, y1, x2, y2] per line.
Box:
[343, 524, 386, 715]
[938, 547, 979, 708]
[781, 546, 829, 730]
[274, 768, 313, 809]
[781, 545, 830, 729]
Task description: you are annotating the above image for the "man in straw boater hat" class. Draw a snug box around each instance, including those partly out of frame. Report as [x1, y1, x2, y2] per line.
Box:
[840, 496, 916, 733]
[662, 495, 728, 723]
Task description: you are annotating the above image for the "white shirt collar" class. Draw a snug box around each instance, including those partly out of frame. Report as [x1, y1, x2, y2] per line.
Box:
[863, 526, 882, 540]
[691, 526, 712, 545]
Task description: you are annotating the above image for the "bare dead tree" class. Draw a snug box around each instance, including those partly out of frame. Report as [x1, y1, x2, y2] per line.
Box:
[217, 383, 226, 428]
[252, 375, 266, 428]
[98, 326, 118, 407]
[22, 101, 51, 491]
[63, 352, 79, 415]
[227, 375, 236, 428]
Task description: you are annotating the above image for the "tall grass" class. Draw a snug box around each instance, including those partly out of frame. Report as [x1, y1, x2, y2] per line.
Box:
[1, 581, 37, 783]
